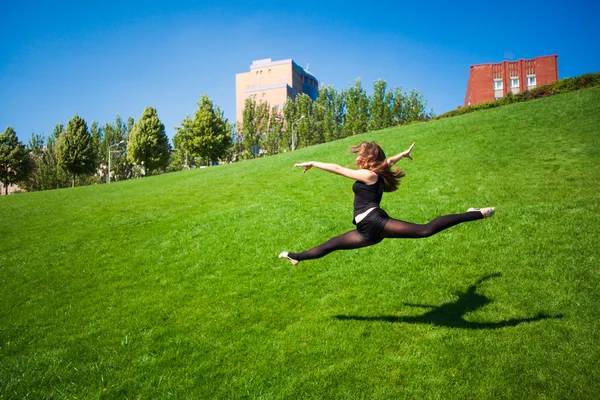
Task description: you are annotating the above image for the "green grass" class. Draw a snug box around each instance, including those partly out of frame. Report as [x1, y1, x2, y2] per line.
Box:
[1, 88, 599, 399]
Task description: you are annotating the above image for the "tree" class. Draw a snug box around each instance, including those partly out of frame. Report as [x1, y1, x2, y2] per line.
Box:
[0, 127, 31, 195]
[253, 101, 270, 156]
[391, 87, 430, 125]
[314, 85, 345, 142]
[173, 115, 193, 168]
[391, 86, 405, 126]
[127, 107, 170, 176]
[262, 105, 283, 155]
[295, 94, 318, 148]
[229, 121, 245, 162]
[25, 133, 46, 191]
[175, 95, 232, 166]
[25, 124, 71, 191]
[55, 115, 96, 187]
[102, 115, 133, 181]
[282, 98, 298, 151]
[166, 148, 186, 172]
[343, 78, 370, 136]
[241, 97, 258, 156]
[90, 121, 103, 164]
[403, 88, 429, 123]
[370, 79, 393, 131]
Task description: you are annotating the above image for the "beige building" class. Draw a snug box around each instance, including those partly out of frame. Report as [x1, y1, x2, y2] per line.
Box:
[235, 58, 319, 124]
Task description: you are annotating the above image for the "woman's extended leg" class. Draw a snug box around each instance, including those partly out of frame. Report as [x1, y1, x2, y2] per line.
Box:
[382, 210, 485, 239]
[283, 230, 378, 263]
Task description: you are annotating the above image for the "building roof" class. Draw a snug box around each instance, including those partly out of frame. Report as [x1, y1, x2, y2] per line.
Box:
[469, 54, 558, 68]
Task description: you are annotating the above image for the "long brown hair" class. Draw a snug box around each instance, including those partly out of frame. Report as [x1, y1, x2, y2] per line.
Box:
[349, 141, 405, 192]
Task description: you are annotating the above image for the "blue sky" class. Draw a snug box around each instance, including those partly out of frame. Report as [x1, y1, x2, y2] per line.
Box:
[1, 0, 598, 144]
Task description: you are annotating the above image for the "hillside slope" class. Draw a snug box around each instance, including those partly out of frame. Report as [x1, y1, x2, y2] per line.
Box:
[1, 87, 599, 399]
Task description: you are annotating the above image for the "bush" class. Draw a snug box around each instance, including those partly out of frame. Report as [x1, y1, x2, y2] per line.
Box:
[529, 84, 554, 99]
[553, 78, 578, 94]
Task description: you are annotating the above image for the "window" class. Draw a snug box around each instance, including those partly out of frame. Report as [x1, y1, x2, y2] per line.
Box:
[527, 76, 536, 86]
[494, 79, 503, 100]
[510, 78, 519, 88]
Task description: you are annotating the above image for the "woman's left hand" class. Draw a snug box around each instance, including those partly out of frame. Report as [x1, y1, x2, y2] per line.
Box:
[401, 142, 416, 160]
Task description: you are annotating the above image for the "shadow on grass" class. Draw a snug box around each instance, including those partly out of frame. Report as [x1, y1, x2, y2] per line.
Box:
[335, 273, 564, 329]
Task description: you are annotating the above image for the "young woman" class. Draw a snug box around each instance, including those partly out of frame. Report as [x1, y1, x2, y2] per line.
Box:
[279, 141, 494, 265]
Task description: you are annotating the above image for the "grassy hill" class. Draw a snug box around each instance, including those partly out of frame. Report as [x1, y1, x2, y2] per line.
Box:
[1, 87, 599, 399]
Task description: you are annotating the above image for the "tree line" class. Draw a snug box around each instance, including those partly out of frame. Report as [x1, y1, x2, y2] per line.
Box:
[1, 79, 431, 194]
[236, 78, 432, 157]
[1, 106, 174, 194]
[0, 95, 231, 194]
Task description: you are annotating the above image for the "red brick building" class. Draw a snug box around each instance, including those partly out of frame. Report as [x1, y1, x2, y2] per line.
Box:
[464, 55, 558, 107]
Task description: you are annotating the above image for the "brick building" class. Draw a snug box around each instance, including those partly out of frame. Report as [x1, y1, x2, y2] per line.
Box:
[464, 55, 558, 107]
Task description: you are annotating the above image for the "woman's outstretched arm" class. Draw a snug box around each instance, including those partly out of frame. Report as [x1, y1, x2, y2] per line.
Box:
[387, 142, 416, 167]
[294, 161, 377, 184]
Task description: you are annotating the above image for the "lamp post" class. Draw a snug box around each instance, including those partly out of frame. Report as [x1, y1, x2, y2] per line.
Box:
[107, 141, 125, 184]
[291, 115, 305, 151]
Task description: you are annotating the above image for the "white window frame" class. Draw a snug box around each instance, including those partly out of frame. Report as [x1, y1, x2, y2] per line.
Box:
[527, 76, 536, 86]
[510, 78, 519, 89]
[493, 80, 503, 90]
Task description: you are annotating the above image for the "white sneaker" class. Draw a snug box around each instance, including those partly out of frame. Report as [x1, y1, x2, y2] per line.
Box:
[279, 252, 299, 266]
[467, 207, 495, 218]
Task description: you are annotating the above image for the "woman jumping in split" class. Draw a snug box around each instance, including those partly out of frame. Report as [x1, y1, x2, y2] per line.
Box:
[279, 141, 494, 266]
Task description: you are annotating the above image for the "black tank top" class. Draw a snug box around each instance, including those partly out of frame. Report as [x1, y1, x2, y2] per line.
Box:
[352, 176, 383, 218]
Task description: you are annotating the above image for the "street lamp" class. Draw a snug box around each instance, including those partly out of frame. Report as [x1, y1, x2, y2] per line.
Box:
[107, 141, 125, 184]
[291, 115, 305, 151]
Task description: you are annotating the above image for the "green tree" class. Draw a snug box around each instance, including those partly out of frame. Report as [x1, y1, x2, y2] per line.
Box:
[127, 107, 170, 176]
[90, 121, 103, 163]
[295, 94, 317, 148]
[176, 95, 232, 165]
[254, 101, 270, 156]
[391, 87, 429, 125]
[370, 79, 393, 131]
[314, 85, 345, 142]
[27, 124, 71, 191]
[102, 115, 133, 182]
[241, 97, 258, 156]
[262, 105, 283, 155]
[282, 98, 298, 151]
[25, 133, 46, 191]
[56, 115, 97, 187]
[343, 78, 370, 136]
[229, 121, 246, 162]
[404, 88, 429, 123]
[391, 86, 405, 126]
[173, 115, 193, 168]
[0, 127, 31, 195]
[166, 148, 186, 172]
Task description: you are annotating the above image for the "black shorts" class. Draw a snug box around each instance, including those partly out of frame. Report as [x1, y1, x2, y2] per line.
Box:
[355, 208, 390, 243]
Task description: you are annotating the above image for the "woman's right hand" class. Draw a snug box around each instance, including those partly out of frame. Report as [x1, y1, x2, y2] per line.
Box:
[294, 162, 313, 173]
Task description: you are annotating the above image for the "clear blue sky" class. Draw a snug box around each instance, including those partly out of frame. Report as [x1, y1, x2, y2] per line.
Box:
[2, 0, 598, 144]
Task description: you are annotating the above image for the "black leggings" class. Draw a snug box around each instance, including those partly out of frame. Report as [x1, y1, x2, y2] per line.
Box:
[288, 211, 483, 262]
